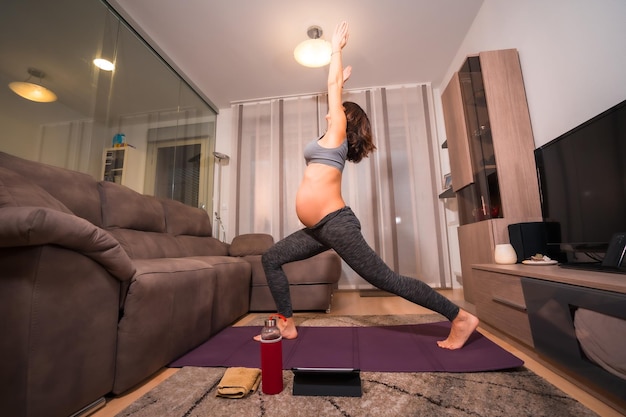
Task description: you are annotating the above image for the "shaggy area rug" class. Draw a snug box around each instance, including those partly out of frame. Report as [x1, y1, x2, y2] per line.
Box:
[115, 314, 597, 417]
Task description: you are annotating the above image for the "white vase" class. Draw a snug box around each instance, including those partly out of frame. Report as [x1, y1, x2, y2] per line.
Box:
[494, 244, 518, 264]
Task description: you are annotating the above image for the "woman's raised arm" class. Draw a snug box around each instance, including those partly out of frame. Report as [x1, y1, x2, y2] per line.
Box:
[323, 21, 351, 146]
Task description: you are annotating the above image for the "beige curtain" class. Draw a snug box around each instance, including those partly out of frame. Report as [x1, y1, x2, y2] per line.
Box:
[232, 84, 450, 289]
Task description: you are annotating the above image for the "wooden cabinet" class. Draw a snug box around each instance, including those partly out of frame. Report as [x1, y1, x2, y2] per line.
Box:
[472, 262, 626, 346]
[102, 146, 143, 193]
[441, 49, 542, 302]
[457, 219, 504, 302]
[441, 72, 473, 192]
[472, 268, 533, 347]
[472, 263, 626, 414]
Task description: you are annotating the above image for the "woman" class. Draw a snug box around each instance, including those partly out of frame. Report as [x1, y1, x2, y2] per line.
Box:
[261, 21, 479, 349]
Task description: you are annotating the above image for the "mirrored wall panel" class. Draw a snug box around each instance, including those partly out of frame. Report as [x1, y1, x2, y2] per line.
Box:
[0, 0, 217, 209]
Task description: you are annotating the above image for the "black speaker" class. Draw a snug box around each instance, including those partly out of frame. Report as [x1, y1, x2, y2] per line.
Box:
[508, 222, 563, 263]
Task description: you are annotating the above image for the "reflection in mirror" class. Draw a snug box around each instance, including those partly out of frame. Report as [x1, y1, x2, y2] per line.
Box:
[0, 0, 217, 210]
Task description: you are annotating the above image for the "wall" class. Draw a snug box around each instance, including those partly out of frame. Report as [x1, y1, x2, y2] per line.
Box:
[0, 107, 40, 159]
[436, 0, 626, 147]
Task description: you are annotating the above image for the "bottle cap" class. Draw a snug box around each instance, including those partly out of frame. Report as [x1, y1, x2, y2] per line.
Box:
[265, 318, 277, 327]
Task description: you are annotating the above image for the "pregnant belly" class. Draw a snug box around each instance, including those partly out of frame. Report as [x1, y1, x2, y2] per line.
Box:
[296, 164, 344, 227]
[296, 185, 344, 227]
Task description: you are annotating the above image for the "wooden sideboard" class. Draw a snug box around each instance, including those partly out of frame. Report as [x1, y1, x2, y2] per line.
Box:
[472, 263, 626, 414]
[472, 262, 626, 344]
[471, 266, 534, 347]
[473, 263, 626, 295]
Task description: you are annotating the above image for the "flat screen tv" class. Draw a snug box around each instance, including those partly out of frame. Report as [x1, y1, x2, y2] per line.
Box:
[534, 98, 626, 272]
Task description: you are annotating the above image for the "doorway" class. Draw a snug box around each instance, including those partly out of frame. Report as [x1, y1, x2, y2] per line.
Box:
[145, 138, 209, 210]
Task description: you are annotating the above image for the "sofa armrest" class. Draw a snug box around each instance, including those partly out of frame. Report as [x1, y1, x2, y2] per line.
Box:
[229, 233, 274, 256]
[0, 207, 135, 281]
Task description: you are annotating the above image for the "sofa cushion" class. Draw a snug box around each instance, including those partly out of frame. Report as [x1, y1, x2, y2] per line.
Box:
[189, 255, 252, 333]
[248, 250, 342, 287]
[176, 235, 229, 257]
[282, 251, 342, 285]
[99, 181, 165, 232]
[0, 152, 102, 226]
[229, 233, 274, 256]
[0, 167, 72, 213]
[114, 257, 217, 394]
[0, 206, 135, 280]
[108, 228, 186, 259]
[161, 198, 212, 236]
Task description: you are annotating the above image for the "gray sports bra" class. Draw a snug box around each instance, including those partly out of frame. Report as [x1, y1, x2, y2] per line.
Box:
[303, 138, 348, 172]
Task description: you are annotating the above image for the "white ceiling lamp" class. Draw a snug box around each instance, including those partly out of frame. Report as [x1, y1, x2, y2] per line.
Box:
[93, 58, 115, 71]
[294, 25, 332, 68]
[8, 67, 57, 103]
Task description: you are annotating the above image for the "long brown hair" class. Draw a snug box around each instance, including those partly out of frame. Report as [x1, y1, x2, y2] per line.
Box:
[344, 101, 376, 163]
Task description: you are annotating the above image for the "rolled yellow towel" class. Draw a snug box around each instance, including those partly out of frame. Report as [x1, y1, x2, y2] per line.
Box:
[216, 367, 262, 399]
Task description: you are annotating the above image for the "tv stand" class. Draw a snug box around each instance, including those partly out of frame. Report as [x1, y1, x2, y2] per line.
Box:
[559, 262, 626, 275]
[471, 263, 626, 415]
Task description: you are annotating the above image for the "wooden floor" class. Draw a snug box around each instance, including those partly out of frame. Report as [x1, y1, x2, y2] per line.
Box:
[91, 289, 623, 417]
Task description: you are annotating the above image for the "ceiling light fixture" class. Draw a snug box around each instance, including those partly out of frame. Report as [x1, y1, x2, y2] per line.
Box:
[293, 26, 332, 68]
[93, 58, 115, 71]
[8, 68, 57, 103]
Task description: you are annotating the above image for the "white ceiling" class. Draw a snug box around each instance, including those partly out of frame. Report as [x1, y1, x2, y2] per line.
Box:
[108, 0, 484, 109]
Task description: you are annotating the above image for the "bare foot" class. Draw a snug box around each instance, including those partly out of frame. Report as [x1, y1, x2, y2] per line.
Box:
[437, 309, 479, 350]
[253, 317, 298, 341]
[277, 317, 298, 339]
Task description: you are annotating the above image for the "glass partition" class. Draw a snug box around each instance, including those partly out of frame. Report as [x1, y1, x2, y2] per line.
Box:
[455, 56, 502, 225]
[0, 0, 217, 210]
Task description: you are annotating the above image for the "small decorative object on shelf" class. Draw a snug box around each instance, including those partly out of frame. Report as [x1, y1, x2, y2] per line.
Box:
[112, 133, 125, 148]
[494, 244, 518, 264]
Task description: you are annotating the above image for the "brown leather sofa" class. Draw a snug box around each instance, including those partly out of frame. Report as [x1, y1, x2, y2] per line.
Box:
[0, 151, 341, 417]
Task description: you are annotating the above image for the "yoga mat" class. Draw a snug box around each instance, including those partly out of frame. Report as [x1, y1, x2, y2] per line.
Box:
[169, 321, 524, 372]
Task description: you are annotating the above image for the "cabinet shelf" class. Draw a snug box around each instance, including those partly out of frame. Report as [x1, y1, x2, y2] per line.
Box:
[483, 165, 497, 177]
[101, 146, 142, 192]
[438, 188, 456, 199]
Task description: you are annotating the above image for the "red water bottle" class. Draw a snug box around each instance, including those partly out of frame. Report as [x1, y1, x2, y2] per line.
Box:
[260, 315, 283, 394]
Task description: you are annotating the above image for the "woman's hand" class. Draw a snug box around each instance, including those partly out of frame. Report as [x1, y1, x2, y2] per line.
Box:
[343, 65, 352, 84]
[325, 21, 350, 138]
[332, 21, 349, 53]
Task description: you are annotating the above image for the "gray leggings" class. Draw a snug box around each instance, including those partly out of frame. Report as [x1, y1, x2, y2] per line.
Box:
[262, 207, 460, 321]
